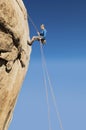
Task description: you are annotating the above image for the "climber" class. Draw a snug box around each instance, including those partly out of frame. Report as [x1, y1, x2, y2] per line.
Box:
[28, 24, 47, 46]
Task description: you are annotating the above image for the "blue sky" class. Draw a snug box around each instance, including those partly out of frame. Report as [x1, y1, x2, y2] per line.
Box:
[9, 0, 86, 130]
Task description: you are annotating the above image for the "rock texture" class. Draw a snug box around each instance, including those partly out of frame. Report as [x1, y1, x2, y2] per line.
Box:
[0, 0, 31, 130]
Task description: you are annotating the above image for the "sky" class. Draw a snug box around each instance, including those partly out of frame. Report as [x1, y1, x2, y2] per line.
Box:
[9, 0, 86, 130]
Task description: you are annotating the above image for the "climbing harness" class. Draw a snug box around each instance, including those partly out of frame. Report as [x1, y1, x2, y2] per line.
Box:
[28, 14, 64, 130]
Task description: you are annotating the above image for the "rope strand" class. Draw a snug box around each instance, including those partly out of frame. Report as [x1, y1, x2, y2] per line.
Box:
[40, 43, 64, 130]
[28, 14, 64, 130]
[29, 14, 39, 33]
[40, 43, 52, 130]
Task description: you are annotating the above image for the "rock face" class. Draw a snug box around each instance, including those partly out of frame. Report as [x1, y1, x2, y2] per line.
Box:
[0, 0, 31, 130]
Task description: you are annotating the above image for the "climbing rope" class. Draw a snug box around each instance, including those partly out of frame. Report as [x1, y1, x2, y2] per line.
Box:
[40, 45, 52, 130]
[28, 13, 64, 130]
[40, 43, 64, 130]
[28, 14, 39, 34]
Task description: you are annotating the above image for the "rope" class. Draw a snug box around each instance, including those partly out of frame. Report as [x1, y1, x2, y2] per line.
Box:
[40, 43, 64, 130]
[28, 14, 39, 34]
[28, 13, 64, 130]
[40, 43, 52, 130]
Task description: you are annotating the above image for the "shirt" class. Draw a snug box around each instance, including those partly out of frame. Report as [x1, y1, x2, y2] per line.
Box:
[40, 29, 47, 39]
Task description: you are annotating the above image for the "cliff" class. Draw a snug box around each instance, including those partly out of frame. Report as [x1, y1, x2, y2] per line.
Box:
[0, 0, 31, 130]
